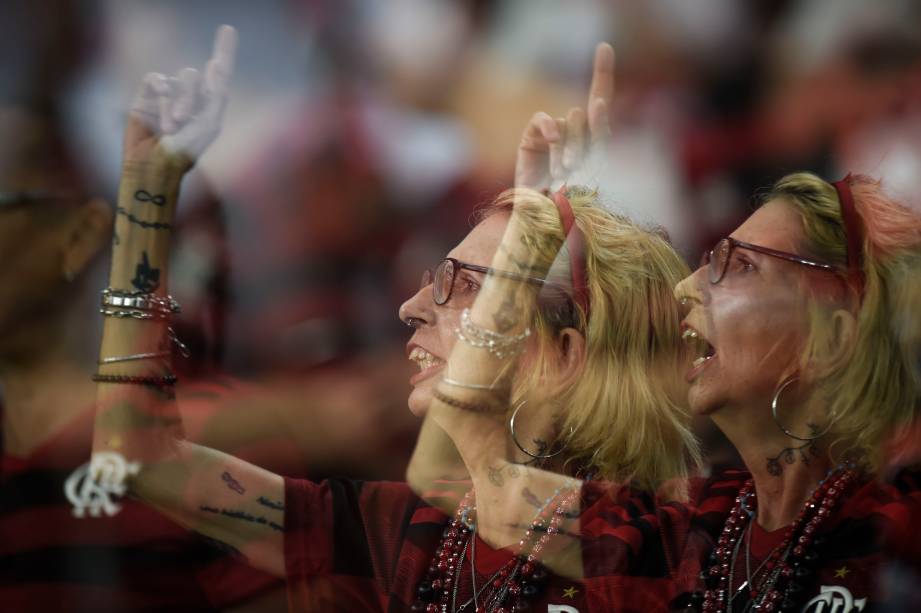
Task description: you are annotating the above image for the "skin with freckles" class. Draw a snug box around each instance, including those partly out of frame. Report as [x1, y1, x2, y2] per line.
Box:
[399, 212, 512, 417]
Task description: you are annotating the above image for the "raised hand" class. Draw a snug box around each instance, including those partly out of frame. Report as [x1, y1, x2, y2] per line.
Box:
[124, 25, 237, 167]
[514, 43, 614, 190]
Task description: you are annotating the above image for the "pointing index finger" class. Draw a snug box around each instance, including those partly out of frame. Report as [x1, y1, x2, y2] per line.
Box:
[587, 42, 614, 140]
[587, 42, 615, 106]
[205, 25, 238, 92]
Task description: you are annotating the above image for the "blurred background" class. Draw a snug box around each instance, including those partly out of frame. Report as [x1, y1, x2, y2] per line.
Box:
[0, 1, 919, 609]
[3, 0, 921, 485]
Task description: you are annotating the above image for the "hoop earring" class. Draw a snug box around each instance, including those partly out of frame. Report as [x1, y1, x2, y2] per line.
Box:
[509, 400, 567, 459]
[771, 376, 831, 441]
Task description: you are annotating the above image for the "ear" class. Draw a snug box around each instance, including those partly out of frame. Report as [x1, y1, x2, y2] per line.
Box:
[828, 308, 858, 363]
[808, 307, 858, 379]
[60, 198, 113, 280]
[553, 327, 587, 389]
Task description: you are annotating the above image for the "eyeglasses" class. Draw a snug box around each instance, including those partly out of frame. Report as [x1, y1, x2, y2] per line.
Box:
[701, 237, 840, 284]
[0, 190, 83, 211]
[421, 257, 548, 306]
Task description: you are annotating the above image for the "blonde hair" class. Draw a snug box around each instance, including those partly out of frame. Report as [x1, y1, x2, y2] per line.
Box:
[479, 187, 700, 492]
[768, 172, 921, 470]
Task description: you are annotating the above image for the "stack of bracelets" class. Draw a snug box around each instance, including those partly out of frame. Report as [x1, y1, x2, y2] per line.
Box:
[93, 288, 184, 388]
[455, 308, 531, 360]
[430, 308, 531, 413]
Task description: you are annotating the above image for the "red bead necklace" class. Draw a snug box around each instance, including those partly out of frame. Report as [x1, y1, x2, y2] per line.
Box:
[689, 464, 858, 613]
[413, 486, 578, 613]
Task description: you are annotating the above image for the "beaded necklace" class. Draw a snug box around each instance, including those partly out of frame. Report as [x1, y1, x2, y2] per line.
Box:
[686, 464, 858, 613]
[413, 486, 578, 613]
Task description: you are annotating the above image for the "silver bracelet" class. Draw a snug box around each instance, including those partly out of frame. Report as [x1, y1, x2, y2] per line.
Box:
[441, 376, 498, 391]
[454, 308, 530, 360]
[98, 329, 189, 362]
[99, 351, 171, 364]
[100, 308, 170, 321]
[101, 288, 181, 315]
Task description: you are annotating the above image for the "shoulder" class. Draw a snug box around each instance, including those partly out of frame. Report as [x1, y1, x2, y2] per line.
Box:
[578, 480, 687, 580]
[832, 468, 921, 561]
[688, 467, 749, 506]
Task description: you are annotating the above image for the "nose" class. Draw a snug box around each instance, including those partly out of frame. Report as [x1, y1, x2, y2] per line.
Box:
[399, 283, 435, 329]
[674, 265, 708, 310]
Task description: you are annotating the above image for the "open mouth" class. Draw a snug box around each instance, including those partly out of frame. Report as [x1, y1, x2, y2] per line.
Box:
[408, 346, 445, 382]
[682, 324, 716, 378]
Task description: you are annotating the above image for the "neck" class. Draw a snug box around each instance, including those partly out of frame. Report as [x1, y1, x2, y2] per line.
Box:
[712, 404, 833, 531]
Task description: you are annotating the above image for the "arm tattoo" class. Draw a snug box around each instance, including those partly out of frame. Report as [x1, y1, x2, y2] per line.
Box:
[221, 471, 245, 495]
[257, 496, 284, 511]
[488, 465, 505, 487]
[522, 487, 543, 509]
[131, 251, 161, 293]
[117, 206, 173, 230]
[133, 189, 167, 206]
[519, 233, 557, 253]
[497, 244, 544, 276]
[487, 463, 521, 487]
[491, 292, 521, 333]
[199, 505, 285, 532]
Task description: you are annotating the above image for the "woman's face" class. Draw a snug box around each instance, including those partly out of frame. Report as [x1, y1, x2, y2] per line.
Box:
[675, 199, 817, 417]
[398, 212, 510, 416]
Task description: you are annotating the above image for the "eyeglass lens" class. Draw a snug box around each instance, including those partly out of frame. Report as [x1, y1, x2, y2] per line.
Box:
[709, 239, 731, 284]
[433, 259, 455, 305]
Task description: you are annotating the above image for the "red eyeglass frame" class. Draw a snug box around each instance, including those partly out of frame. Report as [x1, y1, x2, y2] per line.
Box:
[701, 237, 841, 284]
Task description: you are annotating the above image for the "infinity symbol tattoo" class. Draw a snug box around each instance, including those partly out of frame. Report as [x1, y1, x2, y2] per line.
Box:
[134, 189, 167, 206]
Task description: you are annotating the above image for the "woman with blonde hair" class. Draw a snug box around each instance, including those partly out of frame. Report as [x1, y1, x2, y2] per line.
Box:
[457, 48, 921, 611]
[670, 171, 921, 611]
[405, 184, 697, 489]
[89, 32, 698, 611]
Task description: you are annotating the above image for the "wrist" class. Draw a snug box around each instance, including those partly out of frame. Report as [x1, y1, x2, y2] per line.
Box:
[122, 144, 194, 180]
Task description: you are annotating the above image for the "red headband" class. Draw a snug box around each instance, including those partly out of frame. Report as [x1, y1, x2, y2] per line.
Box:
[832, 174, 865, 297]
[549, 187, 591, 320]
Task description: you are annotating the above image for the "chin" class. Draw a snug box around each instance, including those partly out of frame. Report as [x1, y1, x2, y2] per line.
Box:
[687, 383, 720, 418]
[407, 386, 433, 417]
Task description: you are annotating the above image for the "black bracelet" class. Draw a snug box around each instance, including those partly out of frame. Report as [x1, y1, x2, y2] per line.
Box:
[93, 373, 178, 387]
[432, 388, 501, 414]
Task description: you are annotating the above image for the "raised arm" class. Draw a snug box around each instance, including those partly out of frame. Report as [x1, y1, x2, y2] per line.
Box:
[514, 42, 614, 190]
[91, 26, 285, 577]
[409, 43, 619, 579]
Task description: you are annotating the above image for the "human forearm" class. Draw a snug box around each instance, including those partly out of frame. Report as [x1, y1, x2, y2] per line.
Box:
[430, 199, 553, 470]
[94, 160, 185, 461]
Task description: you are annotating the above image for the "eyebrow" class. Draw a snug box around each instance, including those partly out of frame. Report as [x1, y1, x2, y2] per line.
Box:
[457, 268, 486, 280]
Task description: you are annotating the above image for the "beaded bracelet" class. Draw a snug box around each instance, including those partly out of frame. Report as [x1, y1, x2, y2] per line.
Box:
[455, 308, 530, 360]
[92, 373, 178, 387]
